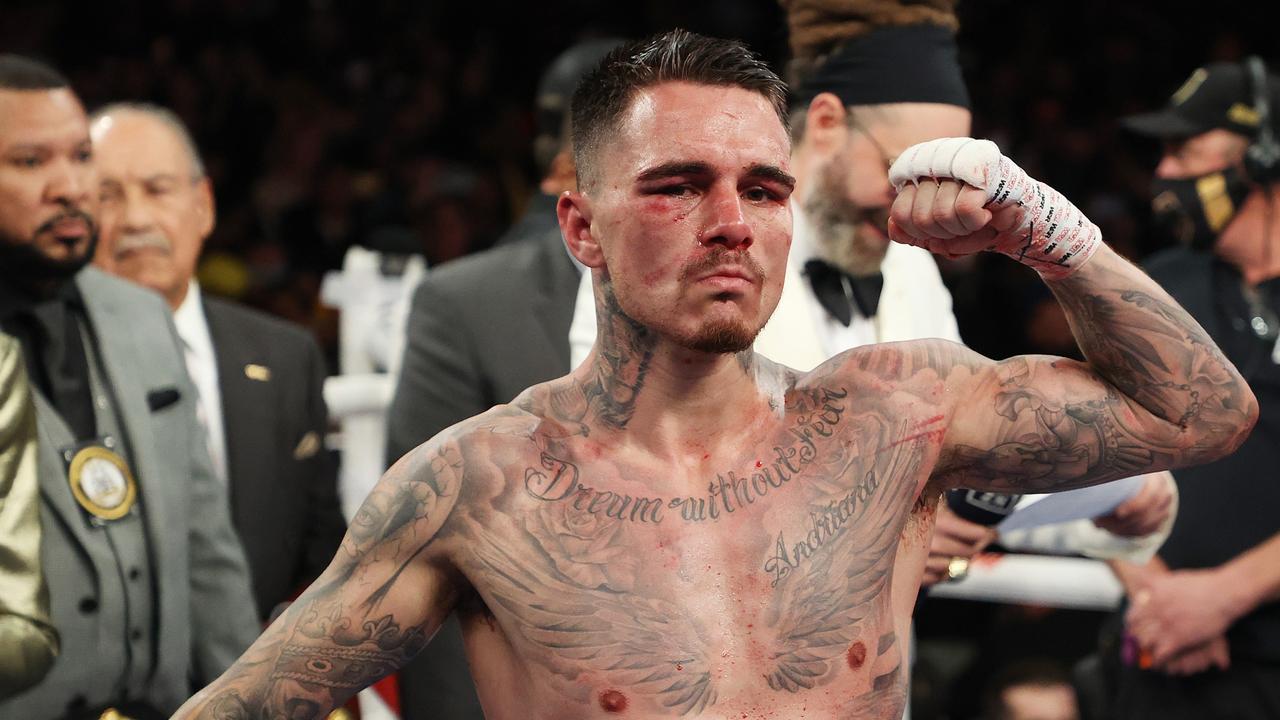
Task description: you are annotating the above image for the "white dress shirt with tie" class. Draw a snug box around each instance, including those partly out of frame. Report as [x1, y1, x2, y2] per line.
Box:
[173, 280, 228, 485]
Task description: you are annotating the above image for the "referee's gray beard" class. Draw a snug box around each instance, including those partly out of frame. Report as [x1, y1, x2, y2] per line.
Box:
[803, 160, 889, 277]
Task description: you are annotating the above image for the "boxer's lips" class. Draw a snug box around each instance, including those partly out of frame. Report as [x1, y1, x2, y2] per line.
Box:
[694, 266, 756, 291]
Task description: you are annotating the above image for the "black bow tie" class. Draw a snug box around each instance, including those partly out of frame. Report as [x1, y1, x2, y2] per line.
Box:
[803, 259, 883, 327]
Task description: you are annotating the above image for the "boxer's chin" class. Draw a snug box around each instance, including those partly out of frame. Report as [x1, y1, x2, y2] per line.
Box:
[684, 318, 757, 354]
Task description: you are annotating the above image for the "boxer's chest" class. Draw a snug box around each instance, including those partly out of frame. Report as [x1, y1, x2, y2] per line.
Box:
[457, 390, 939, 717]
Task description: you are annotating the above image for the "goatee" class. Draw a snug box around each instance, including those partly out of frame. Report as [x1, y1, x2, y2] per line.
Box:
[0, 212, 98, 298]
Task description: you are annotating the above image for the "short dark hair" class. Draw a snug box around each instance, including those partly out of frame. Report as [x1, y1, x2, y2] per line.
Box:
[0, 54, 70, 91]
[570, 29, 788, 188]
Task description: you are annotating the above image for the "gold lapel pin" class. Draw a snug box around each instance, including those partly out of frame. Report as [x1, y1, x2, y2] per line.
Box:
[244, 364, 271, 382]
[293, 431, 321, 460]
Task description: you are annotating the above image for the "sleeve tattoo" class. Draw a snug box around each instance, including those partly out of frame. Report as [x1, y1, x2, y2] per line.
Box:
[175, 438, 467, 719]
[942, 256, 1256, 492]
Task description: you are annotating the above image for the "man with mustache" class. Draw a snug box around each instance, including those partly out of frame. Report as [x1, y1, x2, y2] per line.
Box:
[0, 55, 258, 719]
[177, 31, 1255, 720]
[90, 103, 347, 625]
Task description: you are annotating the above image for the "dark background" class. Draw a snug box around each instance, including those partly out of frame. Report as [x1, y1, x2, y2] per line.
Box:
[6, 0, 1277, 366]
[5, 2, 1277, 716]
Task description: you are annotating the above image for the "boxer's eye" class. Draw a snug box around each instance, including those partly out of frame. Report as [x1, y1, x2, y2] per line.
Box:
[653, 184, 695, 197]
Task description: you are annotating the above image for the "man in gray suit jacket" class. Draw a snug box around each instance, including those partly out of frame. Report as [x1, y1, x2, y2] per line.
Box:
[386, 38, 621, 720]
[0, 55, 259, 719]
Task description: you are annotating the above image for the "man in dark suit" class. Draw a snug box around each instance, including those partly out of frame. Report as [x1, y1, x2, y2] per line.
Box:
[385, 38, 621, 720]
[1106, 59, 1280, 719]
[90, 102, 347, 621]
[0, 55, 259, 719]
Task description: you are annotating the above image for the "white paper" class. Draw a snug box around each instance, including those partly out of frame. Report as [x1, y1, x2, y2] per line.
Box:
[997, 475, 1146, 532]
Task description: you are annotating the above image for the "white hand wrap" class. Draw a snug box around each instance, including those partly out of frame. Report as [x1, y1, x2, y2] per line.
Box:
[888, 138, 1102, 279]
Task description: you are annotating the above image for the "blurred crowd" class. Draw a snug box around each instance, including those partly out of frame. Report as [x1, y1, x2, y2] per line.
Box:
[0, 1, 1262, 367]
[1, 1, 1277, 719]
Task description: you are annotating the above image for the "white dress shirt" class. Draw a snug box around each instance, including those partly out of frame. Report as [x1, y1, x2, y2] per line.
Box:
[173, 281, 229, 485]
[753, 202, 963, 370]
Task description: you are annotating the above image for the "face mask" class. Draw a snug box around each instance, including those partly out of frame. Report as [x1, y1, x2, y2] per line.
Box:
[1150, 165, 1252, 251]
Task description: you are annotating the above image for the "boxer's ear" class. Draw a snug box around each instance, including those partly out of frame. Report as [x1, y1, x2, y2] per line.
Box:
[804, 92, 850, 154]
[558, 190, 604, 268]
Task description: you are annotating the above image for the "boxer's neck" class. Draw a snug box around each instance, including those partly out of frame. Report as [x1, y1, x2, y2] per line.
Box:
[577, 281, 774, 459]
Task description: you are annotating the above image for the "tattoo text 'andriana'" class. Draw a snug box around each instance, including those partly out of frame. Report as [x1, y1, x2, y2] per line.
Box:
[763, 468, 881, 587]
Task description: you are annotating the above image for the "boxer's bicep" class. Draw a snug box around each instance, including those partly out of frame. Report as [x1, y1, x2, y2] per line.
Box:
[938, 353, 1185, 493]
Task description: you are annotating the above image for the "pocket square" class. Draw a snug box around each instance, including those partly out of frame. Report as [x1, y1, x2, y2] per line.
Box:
[146, 387, 181, 411]
[294, 431, 321, 460]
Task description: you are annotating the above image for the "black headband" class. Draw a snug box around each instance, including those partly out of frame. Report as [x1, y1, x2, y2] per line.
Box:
[792, 23, 969, 110]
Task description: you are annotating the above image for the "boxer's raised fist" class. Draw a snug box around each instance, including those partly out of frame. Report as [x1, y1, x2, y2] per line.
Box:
[887, 138, 1101, 279]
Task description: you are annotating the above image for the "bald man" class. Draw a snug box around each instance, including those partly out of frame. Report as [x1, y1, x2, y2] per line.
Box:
[91, 104, 347, 621]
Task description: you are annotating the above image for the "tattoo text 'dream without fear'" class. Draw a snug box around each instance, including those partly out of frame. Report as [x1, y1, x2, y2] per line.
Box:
[523, 388, 850, 524]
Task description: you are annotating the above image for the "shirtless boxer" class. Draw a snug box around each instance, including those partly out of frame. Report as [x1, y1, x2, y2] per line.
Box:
[174, 31, 1257, 720]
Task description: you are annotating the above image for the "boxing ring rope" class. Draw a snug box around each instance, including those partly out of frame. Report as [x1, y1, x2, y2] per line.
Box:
[927, 552, 1123, 611]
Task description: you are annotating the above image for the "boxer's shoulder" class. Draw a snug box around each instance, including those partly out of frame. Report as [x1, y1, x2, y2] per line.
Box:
[804, 338, 985, 391]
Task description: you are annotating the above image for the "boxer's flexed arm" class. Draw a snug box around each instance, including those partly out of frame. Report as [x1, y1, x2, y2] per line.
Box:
[888, 139, 1258, 493]
[173, 433, 472, 719]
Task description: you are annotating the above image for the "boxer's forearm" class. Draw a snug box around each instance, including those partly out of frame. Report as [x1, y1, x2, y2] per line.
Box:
[1046, 245, 1256, 462]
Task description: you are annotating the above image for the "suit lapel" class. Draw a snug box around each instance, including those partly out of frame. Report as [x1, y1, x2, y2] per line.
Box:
[75, 270, 176, 582]
[31, 390, 99, 551]
[529, 230, 578, 374]
[203, 300, 275, 523]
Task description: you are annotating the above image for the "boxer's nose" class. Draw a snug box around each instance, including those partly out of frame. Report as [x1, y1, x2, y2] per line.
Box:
[699, 185, 752, 249]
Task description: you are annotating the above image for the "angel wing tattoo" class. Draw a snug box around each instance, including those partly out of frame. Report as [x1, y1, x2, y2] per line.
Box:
[762, 418, 923, 693]
[470, 530, 720, 715]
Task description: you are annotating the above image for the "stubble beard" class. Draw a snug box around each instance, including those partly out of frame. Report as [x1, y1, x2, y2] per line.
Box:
[684, 316, 758, 354]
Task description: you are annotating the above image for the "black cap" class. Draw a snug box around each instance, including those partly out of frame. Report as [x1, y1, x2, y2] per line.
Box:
[535, 38, 627, 140]
[1123, 61, 1280, 140]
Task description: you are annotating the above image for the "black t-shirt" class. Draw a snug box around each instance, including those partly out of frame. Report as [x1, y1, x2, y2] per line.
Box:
[1146, 249, 1280, 663]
